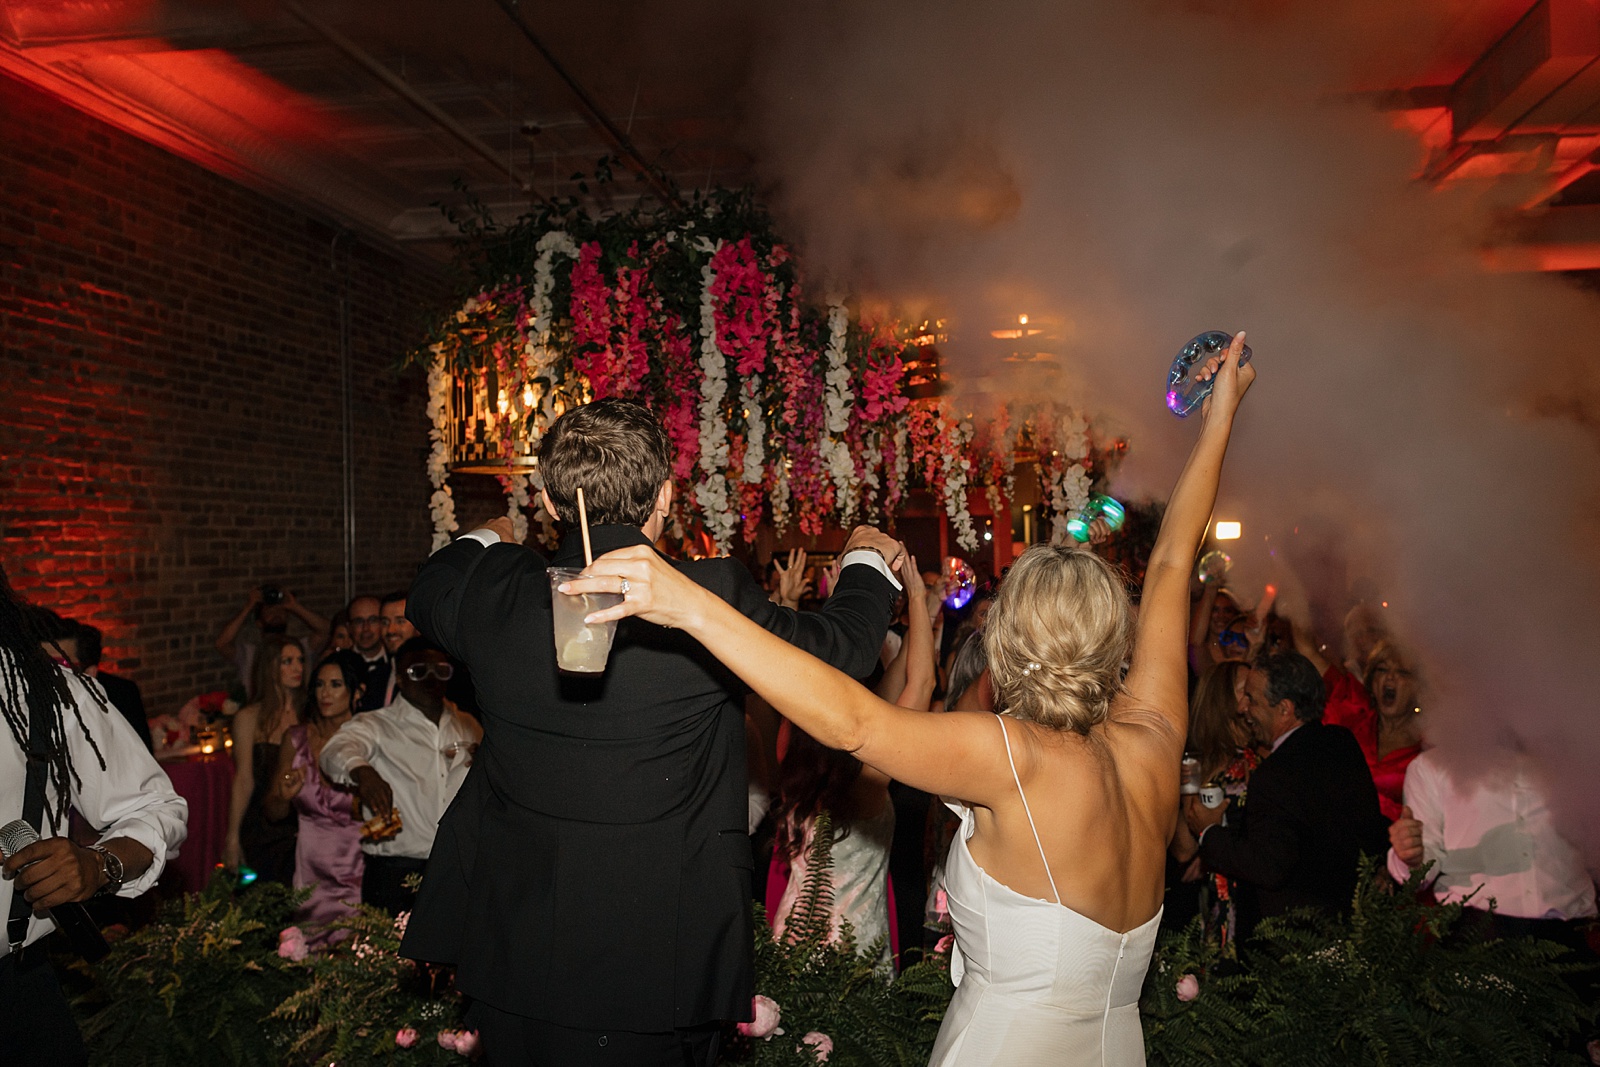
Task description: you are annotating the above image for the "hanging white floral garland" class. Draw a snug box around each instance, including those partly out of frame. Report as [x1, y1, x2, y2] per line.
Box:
[527, 231, 580, 423]
[859, 430, 883, 523]
[504, 473, 531, 544]
[942, 417, 978, 552]
[740, 377, 765, 487]
[426, 346, 458, 552]
[693, 239, 735, 551]
[821, 302, 857, 524]
[1047, 409, 1093, 545]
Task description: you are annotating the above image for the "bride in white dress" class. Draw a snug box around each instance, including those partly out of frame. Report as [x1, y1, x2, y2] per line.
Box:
[575, 336, 1256, 1064]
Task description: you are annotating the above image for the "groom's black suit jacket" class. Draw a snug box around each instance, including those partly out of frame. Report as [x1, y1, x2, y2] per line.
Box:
[399, 525, 896, 1031]
[1199, 720, 1388, 938]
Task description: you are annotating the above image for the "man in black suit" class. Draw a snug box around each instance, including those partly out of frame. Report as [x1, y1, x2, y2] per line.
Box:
[75, 623, 152, 753]
[400, 399, 901, 1066]
[1187, 650, 1387, 939]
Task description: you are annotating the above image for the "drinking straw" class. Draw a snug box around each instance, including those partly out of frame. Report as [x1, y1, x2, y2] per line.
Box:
[576, 487, 594, 566]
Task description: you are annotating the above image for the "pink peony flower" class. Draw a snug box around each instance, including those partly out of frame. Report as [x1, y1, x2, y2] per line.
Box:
[935, 934, 954, 955]
[736, 994, 782, 1039]
[1176, 973, 1200, 1002]
[453, 1030, 481, 1058]
[1587, 1037, 1600, 1066]
[276, 927, 308, 961]
[801, 1031, 834, 1061]
[437, 1031, 459, 1051]
[394, 1028, 418, 1049]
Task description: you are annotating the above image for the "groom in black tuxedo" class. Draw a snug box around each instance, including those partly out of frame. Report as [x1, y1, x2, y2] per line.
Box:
[400, 399, 902, 1065]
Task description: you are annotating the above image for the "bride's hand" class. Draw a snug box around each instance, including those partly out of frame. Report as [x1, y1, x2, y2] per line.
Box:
[1197, 330, 1256, 423]
[561, 546, 709, 630]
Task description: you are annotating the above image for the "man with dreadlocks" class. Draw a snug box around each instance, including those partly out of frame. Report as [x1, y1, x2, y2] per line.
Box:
[0, 565, 187, 1063]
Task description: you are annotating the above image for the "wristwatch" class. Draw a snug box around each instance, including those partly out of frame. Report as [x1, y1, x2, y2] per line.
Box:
[86, 844, 125, 897]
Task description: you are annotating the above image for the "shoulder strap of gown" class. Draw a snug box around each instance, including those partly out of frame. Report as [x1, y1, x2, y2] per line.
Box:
[996, 715, 1061, 905]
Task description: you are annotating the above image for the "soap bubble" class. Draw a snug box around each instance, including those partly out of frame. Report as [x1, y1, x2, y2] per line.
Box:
[1065, 494, 1127, 543]
[1167, 331, 1253, 418]
[1197, 549, 1232, 586]
[942, 556, 977, 609]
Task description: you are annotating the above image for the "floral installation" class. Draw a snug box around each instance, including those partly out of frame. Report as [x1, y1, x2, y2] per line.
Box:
[420, 185, 1119, 555]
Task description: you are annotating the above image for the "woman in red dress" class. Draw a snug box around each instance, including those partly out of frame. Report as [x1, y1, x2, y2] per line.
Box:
[1361, 641, 1423, 821]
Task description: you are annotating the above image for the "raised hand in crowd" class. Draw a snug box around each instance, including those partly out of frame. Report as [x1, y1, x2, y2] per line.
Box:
[841, 525, 905, 570]
[821, 560, 841, 598]
[770, 548, 809, 609]
[894, 551, 938, 712]
[1389, 804, 1425, 869]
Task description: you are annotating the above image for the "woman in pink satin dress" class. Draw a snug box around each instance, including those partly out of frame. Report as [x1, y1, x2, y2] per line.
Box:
[264, 650, 366, 939]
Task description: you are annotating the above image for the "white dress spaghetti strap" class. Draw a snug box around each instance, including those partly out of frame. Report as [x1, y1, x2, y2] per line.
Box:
[928, 716, 1162, 1067]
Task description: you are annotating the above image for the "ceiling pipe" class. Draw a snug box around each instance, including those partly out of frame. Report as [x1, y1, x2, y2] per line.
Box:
[282, 0, 538, 197]
[488, 0, 681, 207]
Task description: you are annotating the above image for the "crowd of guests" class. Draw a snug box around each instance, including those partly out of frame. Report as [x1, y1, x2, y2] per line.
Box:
[1168, 579, 1594, 969]
[17, 521, 1599, 982]
[749, 536, 1598, 1001]
[213, 586, 481, 930]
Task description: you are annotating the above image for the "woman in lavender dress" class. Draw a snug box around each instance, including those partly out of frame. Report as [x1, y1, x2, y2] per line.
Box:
[263, 650, 365, 938]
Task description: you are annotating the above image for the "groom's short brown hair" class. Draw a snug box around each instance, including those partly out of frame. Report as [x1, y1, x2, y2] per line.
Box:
[538, 399, 673, 528]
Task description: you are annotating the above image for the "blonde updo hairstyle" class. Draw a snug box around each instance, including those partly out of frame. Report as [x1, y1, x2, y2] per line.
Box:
[984, 545, 1134, 733]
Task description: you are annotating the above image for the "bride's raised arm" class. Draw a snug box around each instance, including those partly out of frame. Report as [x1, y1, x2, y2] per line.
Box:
[1122, 332, 1256, 742]
[569, 552, 1022, 808]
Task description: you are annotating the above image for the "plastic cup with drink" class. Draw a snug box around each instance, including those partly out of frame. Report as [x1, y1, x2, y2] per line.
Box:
[549, 567, 623, 673]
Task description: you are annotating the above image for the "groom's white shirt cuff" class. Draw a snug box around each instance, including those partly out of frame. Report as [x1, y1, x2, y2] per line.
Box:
[456, 529, 902, 591]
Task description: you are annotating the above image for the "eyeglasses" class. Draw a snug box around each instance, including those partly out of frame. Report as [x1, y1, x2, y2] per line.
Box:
[1217, 629, 1250, 650]
[404, 662, 455, 682]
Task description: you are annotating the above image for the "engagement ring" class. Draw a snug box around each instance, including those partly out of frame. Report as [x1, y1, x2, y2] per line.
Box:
[620, 578, 630, 596]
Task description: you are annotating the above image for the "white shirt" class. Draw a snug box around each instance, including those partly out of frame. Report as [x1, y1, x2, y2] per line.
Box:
[2, 662, 188, 956]
[1386, 749, 1597, 921]
[459, 528, 905, 592]
[318, 695, 482, 860]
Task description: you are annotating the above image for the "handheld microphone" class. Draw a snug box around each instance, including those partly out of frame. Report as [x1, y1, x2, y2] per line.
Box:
[0, 819, 111, 963]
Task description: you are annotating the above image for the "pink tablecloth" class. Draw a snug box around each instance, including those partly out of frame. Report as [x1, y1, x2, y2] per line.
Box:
[160, 756, 234, 895]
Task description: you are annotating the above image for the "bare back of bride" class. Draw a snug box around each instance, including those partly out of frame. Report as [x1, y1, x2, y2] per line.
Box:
[575, 334, 1257, 1065]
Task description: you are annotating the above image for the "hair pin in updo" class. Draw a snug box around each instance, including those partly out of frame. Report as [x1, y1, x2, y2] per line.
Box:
[1021, 662, 1042, 676]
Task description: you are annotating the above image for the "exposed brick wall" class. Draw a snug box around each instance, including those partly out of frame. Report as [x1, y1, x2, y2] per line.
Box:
[0, 70, 453, 713]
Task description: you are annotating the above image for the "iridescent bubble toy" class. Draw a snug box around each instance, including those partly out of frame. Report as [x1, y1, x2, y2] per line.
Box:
[1167, 331, 1252, 418]
[1066, 494, 1126, 543]
[1196, 549, 1232, 586]
[942, 556, 977, 610]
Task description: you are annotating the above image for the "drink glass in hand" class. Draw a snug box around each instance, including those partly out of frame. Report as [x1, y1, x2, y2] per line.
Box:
[548, 567, 624, 673]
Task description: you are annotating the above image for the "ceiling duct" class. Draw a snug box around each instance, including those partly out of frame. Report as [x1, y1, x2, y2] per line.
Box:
[1451, 0, 1600, 141]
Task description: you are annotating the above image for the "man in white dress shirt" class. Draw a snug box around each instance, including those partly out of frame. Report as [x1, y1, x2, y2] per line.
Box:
[1388, 748, 1596, 927]
[0, 567, 188, 1063]
[1388, 748, 1598, 1052]
[320, 636, 481, 914]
